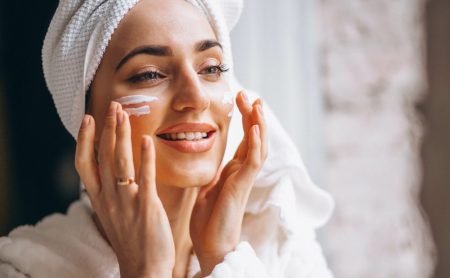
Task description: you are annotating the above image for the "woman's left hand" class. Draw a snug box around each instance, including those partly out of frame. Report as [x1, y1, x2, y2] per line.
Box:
[190, 91, 268, 276]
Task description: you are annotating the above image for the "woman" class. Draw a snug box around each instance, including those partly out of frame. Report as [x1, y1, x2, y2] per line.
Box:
[0, 0, 334, 277]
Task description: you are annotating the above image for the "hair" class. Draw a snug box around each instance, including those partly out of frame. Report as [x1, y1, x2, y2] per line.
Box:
[85, 88, 92, 114]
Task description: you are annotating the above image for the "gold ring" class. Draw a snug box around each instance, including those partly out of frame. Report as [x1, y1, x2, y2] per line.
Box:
[116, 177, 135, 186]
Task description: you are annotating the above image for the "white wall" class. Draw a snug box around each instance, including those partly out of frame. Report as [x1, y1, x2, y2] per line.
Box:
[230, 0, 324, 185]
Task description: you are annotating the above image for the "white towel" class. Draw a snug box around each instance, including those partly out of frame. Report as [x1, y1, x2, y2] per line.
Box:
[1, 96, 335, 276]
[0, 201, 119, 278]
[42, 0, 241, 140]
[0, 99, 335, 276]
[15, 0, 338, 275]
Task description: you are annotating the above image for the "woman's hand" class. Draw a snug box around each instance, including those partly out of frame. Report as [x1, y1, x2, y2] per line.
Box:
[75, 102, 175, 278]
[190, 91, 268, 276]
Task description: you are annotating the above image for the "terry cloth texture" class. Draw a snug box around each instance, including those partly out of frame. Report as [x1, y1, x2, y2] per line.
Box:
[0, 98, 335, 276]
[42, 0, 242, 140]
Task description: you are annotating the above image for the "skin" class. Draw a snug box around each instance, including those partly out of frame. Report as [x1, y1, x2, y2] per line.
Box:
[75, 0, 267, 277]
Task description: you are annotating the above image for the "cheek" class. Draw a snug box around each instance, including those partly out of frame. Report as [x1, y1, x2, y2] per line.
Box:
[205, 83, 234, 153]
[120, 102, 161, 174]
[210, 93, 234, 157]
[220, 91, 235, 118]
[206, 82, 234, 119]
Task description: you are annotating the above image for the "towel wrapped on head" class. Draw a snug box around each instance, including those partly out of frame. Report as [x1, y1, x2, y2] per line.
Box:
[0, 1, 335, 276]
[41, 0, 333, 241]
[42, 0, 242, 139]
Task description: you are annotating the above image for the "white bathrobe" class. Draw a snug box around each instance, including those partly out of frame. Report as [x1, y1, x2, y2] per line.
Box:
[0, 95, 334, 277]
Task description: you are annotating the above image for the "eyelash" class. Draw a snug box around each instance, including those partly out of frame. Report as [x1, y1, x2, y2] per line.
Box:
[201, 64, 229, 75]
[127, 64, 229, 84]
[128, 71, 165, 83]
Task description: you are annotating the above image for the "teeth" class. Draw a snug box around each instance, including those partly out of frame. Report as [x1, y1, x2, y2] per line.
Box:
[176, 133, 186, 140]
[162, 132, 209, 141]
[186, 132, 195, 140]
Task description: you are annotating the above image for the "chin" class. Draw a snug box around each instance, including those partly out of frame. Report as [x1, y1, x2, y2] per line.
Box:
[155, 160, 220, 188]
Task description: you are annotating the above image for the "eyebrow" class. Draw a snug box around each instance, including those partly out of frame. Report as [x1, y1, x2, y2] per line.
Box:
[115, 39, 223, 71]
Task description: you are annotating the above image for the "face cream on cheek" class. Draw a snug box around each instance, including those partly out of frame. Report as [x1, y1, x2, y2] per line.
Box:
[121, 106, 150, 117]
[114, 95, 159, 116]
[113, 95, 159, 175]
[221, 91, 235, 117]
[221, 92, 234, 105]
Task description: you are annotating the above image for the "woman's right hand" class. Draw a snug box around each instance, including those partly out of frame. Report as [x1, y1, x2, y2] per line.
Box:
[75, 101, 175, 278]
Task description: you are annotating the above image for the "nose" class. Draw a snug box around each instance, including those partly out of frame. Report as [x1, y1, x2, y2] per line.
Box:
[171, 67, 210, 113]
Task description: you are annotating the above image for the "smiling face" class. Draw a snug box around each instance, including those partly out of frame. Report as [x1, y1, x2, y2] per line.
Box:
[88, 0, 233, 188]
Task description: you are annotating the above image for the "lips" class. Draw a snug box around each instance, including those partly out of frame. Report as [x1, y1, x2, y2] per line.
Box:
[156, 123, 217, 153]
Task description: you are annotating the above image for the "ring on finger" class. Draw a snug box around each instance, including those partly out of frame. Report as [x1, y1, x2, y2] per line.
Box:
[116, 177, 135, 186]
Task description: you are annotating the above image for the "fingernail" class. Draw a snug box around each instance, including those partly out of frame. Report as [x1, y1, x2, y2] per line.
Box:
[258, 105, 264, 116]
[81, 115, 90, 128]
[254, 125, 260, 136]
[108, 102, 116, 116]
[242, 91, 249, 104]
[117, 111, 124, 125]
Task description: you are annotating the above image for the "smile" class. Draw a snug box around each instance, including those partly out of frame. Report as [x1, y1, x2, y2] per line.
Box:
[158, 131, 210, 141]
[156, 123, 217, 153]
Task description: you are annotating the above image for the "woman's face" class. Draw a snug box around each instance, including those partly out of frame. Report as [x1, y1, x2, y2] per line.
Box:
[88, 0, 233, 188]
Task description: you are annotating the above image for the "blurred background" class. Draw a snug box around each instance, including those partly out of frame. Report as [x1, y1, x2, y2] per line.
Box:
[0, 0, 449, 277]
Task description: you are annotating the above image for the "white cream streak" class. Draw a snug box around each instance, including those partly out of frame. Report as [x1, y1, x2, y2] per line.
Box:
[123, 106, 151, 117]
[221, 92, 235, 118]
[114, 95, 158, 117]
[221, 92, 234, 105]
[115, 95, 158, 105]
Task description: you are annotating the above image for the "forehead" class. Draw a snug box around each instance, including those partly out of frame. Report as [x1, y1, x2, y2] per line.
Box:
[108, 0, 216, 56]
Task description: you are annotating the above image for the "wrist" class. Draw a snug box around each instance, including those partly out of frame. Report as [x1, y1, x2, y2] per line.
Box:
[149, 265, 173, 278]
[148, 271, 172, 278]
[195, 241, 238, 276]
[197, 251, 229, 277]
[120, 269, 172, 278]
[119, 261, 172, 278]
[199, 258, 222, 277]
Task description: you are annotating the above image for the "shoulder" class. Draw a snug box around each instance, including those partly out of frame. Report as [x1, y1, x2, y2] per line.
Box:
[0, 201, 119, 278]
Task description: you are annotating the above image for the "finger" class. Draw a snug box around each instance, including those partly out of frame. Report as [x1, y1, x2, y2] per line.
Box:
[245, 125, 262, 173]
[138, 135, 157, 204]
[115, 110, 138, 201]
[98, 101, 119, 197]
[234, 92, 252, 160]
[235, 125, 261, 194]
[236, 91, 253, 135]
[253, 102, 267, 161]
[251, 98, 262, 124]
[233, 136, 248, 160]
[75, 115, 101, 198]
[235, 93, 263, 161]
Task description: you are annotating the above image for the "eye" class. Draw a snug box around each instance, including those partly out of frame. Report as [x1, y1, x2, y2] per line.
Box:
[199, 64, 229, 76]
[128, 71, 166, 84]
